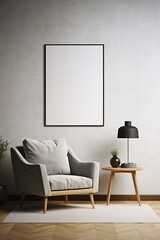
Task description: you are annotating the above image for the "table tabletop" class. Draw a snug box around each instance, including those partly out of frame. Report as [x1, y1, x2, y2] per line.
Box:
[102, 167, 143, 172]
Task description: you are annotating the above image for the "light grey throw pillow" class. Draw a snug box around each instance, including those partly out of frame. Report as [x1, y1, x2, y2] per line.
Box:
[23, 138, 71, 175]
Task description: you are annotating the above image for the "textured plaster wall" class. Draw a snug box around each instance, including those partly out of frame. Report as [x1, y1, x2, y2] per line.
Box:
[0, 0, 160, 195]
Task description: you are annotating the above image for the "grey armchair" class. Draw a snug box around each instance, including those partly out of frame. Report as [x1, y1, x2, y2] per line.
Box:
[11, 144, 100, 213]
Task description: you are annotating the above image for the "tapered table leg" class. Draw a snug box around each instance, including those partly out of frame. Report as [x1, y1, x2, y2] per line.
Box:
[132, 171, 141, 206]
[106, 172, 115, 205]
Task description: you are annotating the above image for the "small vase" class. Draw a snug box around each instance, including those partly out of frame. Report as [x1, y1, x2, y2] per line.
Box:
[110, 156, 120, 168]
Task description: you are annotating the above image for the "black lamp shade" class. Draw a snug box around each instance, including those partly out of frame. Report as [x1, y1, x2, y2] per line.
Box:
[118, 121, 139, 138]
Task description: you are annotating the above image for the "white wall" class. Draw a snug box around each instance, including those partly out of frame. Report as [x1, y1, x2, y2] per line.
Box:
[0, 0, 160, 195]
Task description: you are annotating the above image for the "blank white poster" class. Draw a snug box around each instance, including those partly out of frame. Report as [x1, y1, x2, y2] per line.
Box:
[44, 44, 104, 126]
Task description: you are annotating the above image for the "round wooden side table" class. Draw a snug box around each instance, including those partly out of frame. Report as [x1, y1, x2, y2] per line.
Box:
[102, 167, 143, 206]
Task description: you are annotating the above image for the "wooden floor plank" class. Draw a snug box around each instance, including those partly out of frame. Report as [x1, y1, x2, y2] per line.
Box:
[3, 224, 35, 240]
[32, 223, 56, 240]
[53, 224, 76, 240]
[0, 223, 13, 240]
[96, 223, 118, 240]
[134, 223, 160, 240]
[76, 224, 96, 240]
[114, 223, 141, 240]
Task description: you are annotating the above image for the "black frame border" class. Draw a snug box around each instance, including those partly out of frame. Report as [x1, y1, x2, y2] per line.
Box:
[44, 44, 104, 127]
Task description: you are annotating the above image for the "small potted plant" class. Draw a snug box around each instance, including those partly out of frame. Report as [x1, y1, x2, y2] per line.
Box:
[110, 148, 120, 168]
[0, 136, 9, 161]
[0, 136, 9, 205]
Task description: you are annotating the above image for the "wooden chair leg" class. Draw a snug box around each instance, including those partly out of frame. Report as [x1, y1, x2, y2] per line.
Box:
[89, 193, 95, 208]
[65, 195, 68, 204]
[20, 192, 26, 208]
[44, 197, 48, 214]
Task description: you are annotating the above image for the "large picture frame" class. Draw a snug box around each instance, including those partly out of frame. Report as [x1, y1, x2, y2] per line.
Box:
[44, 44, 104, 126]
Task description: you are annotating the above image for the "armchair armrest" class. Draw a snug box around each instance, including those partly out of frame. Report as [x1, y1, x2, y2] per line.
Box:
[67, 147, 100, 192]
[11, 148, 51, 197]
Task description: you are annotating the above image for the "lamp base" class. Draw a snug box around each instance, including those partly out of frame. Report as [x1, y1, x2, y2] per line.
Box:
[121, 163, 137, 168]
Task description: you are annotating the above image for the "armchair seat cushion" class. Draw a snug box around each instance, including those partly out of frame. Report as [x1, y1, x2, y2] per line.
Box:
[48, 175, 92, 191]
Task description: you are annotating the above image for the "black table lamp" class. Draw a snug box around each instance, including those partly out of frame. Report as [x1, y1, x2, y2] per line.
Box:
[117, 121, 139, 168]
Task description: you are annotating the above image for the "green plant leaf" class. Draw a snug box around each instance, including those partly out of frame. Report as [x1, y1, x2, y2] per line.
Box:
[110, 148, 119, 157]
[0, 136, 9, 160]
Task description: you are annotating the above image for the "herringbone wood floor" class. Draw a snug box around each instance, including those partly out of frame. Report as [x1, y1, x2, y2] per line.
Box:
[0, 201, 160, 240]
